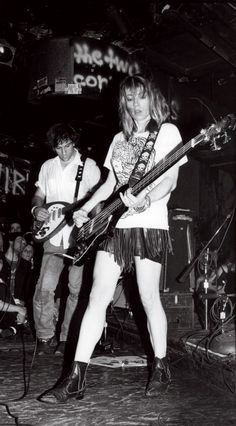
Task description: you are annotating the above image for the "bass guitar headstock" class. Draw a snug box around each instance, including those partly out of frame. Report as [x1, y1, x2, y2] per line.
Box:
[200, 114, 236, 151]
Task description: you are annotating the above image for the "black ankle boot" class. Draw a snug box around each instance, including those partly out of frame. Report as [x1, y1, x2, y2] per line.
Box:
[38, 361, 88, 403]
[145, 356, 171, 397]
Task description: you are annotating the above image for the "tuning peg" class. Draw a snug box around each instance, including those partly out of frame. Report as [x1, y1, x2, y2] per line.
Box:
[211, 137, 222, 151]
[226, 114, 236, 131]
[200, 128, 210, 141]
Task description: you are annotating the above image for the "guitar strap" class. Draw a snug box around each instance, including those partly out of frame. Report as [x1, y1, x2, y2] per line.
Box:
[67, 155, 87, 254]
[74, 155, 86, 201]
[128, 130, 159, 186]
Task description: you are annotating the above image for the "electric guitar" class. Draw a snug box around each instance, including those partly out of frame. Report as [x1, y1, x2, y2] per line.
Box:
[32, 198, 88, 243]
[32, 160, 89, 243]
[72, 115, 235, 265]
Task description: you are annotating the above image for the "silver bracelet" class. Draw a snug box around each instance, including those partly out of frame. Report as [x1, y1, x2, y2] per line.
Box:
[31, 206, 40, 218]
[145, 194, 151, 208]
[134, 194, 151, 213]
[31, 206, 37, 216]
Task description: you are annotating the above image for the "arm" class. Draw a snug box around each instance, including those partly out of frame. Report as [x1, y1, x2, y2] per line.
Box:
[120, 164, 179, 210]
[73, 170, 117, 227]
[0, 299, 27, 324]
[121, 123, 182, 210]
[31, 187, 49, 222]
[143, 165, 179, 202]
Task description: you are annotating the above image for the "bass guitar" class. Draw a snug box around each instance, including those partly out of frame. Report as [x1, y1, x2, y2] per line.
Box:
[71, 115, 235, 264]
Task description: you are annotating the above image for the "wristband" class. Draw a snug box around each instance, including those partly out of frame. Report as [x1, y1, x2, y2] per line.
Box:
[134, 194, 151, 213]
[31, 206, 39, 217]
[145, 194, 151, 208]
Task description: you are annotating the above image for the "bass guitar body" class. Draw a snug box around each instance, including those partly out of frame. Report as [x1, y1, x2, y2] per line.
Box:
[73, 196, 127, 264]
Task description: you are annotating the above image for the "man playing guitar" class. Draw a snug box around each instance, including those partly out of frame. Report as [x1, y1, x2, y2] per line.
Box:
[31, 123, 101, 355]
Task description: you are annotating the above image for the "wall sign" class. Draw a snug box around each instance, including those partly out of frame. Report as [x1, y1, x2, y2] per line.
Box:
[72, 38, 141, 97]
[0, 154, 30, 196]
[28, 37, 142, 101]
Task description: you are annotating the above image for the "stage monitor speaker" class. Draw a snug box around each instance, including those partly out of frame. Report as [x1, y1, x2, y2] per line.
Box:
[161, 208, 195, 293]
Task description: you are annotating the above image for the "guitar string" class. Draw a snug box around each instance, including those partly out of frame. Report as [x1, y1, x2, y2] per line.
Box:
[76, 122, 223, 242]
[76, 139, 195, 239]
[76, 140, 192, 241]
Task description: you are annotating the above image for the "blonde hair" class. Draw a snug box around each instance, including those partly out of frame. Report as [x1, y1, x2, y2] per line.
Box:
[118, 74, 170, 139]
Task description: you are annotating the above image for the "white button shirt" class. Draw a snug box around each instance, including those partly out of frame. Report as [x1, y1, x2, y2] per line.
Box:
[35, 149, 101, 249]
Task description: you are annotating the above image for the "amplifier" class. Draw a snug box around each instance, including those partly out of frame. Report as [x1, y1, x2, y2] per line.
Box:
[161, 292, 195, 329]
[112, 276, 195, 330]
[161, 208, 195, 293]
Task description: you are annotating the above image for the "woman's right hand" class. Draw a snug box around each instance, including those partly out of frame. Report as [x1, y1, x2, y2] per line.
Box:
[73, 209, 89, 228]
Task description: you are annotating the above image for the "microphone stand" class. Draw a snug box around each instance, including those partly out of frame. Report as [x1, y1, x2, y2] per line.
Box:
[176, 212, 232, 330]
[202, 248, 210, 331]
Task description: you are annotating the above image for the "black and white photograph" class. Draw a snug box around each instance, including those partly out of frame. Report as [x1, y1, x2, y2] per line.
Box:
[0, 1, 235, 425]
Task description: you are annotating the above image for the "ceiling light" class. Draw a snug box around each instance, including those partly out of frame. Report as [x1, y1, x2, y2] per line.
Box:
[0, 39, 16, 67]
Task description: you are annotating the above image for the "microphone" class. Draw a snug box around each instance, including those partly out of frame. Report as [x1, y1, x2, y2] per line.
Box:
[176, 260, 195, 283]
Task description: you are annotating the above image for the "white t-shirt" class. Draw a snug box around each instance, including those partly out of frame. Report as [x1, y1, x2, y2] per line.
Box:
[104, 123, 187, 230]
[36, 150, 101, 248]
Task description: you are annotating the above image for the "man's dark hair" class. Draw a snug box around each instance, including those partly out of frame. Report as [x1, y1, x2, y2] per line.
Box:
[47, 123, 80, 150]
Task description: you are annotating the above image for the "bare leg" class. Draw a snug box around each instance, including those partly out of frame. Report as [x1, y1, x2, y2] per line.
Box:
[74, 250, 122, 363]
[134, 257, 167, 359]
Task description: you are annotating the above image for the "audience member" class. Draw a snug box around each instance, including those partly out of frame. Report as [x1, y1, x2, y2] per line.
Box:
[9, 221, 22, 234]
[0, 233, 31, 336]
[0, 255, 27, 337]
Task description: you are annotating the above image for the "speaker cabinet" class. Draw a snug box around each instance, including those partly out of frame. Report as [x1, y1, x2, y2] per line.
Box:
[161, 292, 194, 329]
[169, 158, 200, 215]
[110, 276, 194, 331]
[161, 208, 195, 293]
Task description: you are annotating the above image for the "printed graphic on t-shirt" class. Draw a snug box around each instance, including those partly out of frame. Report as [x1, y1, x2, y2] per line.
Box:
[111, 135, 155, 186]
[111, 135, 156, 218]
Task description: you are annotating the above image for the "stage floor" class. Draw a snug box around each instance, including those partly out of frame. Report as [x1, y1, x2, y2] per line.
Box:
[0, 319, 235, 426]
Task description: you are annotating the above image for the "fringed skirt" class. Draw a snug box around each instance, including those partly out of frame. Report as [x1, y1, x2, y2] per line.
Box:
[98, 228, 172, 272]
